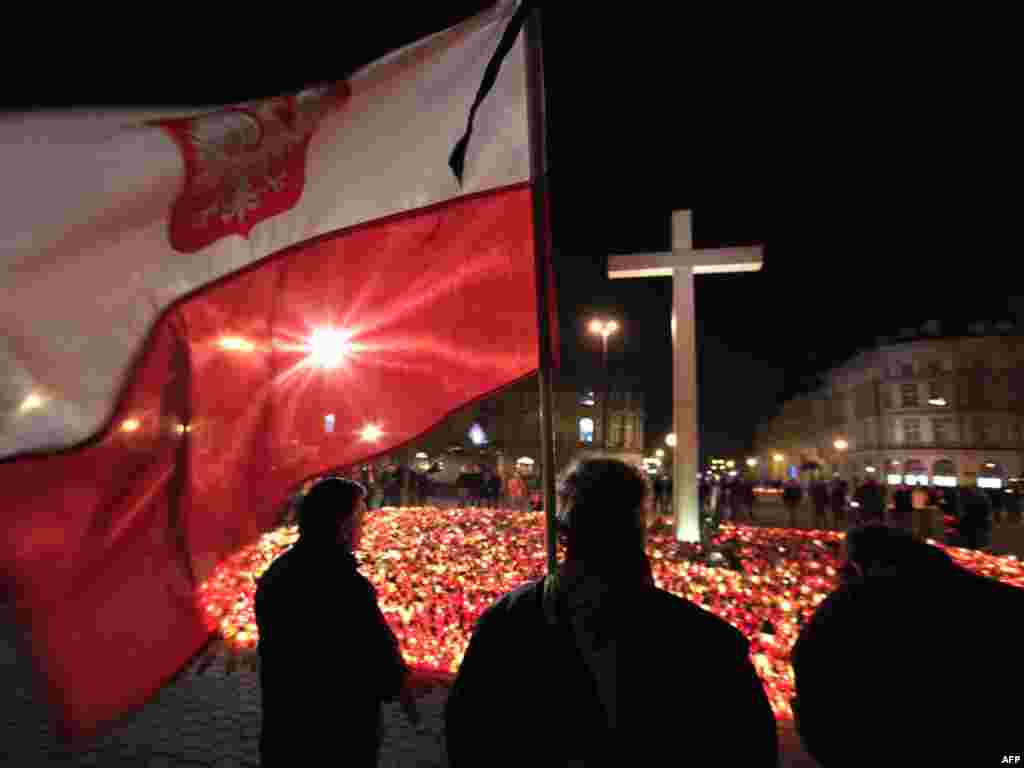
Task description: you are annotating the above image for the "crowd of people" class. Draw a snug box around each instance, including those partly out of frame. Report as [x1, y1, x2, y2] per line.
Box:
[296, 461, 542, 512]
[774, 471, 1021, 551]
[255, 457, 1023, 766]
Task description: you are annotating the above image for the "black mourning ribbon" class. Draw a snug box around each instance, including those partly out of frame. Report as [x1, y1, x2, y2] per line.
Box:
[448, 1, 532, 186]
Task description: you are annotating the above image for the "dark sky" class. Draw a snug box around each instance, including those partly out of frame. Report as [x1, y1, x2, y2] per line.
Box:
[9, 3, 1016, 462]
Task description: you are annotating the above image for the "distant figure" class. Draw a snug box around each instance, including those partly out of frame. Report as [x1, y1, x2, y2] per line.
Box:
[445, 458, 778, 766]
[255, 478, 419, 767]
[382, 464, 402, 507]
[413, 469, 429, 506]
[1005, 483, 1021, 524]
[506, 472, 528, 513]
[782, 480, 803, 528]
[792, 524, 1024, 767]
[652, 474, 667, 516]
[477, 468, 491, 508]
[956, 473, 993, 550]
[829, 478, 847, 530]
[719, 480, 734, 522]
[985, 485, 1006, 526]
[890, 483, 914, 530]
[698, 477, 710, 514]
[852, 476, 885, 524]
[810, 480, 829, 530]
[485, 470, 503, 509]
[745, 479, 757, 521]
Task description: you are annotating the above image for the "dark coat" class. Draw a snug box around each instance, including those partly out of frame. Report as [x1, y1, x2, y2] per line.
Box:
[853, 481, 886, 520]
[958, 487, 993, 548]
[829, 482, 847, 513]
[254, 541, 407, 765]
[792, 561, 1024, 767]
[445, 578, 778, 766]
[811, 482, 829, 512]
[485, 474, 502, 499]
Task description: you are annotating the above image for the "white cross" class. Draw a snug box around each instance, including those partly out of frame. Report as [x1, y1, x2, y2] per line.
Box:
[609, 210, 763, 542]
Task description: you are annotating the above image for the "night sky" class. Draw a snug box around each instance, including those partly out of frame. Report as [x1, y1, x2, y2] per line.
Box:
[11, 3, 1016, 462]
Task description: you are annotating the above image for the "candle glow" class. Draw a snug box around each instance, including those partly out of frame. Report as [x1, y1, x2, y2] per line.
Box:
[197, 511, 1024, 721]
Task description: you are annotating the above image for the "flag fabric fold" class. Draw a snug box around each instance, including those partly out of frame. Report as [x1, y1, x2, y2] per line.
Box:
[0, 0, 551, 740]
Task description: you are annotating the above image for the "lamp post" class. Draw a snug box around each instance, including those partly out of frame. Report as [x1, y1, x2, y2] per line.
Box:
[589, 318, 619, 452]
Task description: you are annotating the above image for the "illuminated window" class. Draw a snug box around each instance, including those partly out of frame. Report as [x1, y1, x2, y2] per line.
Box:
[579, 417, 595, 443]
[468, 422, 488, 446]
[580, 389, 596, 407]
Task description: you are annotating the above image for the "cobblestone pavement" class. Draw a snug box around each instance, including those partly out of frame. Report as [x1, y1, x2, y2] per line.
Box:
[2, 610, 821, 767]
[0, 612, 451, 767]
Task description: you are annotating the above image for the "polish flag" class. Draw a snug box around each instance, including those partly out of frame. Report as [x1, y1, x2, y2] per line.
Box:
[0, 1, 551, 739]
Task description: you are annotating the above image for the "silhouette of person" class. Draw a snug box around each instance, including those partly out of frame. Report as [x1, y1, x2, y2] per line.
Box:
[792, 524, 1024, 767]
[255, 477, 418, 767]
[445, 458, 778, 766]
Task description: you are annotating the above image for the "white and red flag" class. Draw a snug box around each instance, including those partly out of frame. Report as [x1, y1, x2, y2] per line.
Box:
[0, 1, 553, 739]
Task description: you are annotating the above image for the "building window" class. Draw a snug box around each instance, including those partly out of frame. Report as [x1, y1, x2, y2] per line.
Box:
[900, 383, 919, 408]
[580, 389, 596, 407]
[928, 381, 943, 400]
[468, 422, 488, 446]
[903, 418, 921, 444]
[932, 418, 954, 446]
[516, 457, 535, 475]
[984, 421, 1002, 446]
[579, 417, 595, 444]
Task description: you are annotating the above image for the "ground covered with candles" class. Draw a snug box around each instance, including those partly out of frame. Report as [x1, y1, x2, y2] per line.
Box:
[198, 507, 1024, 720]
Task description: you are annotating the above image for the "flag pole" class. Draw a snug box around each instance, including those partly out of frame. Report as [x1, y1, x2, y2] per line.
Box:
[523, 3, 558, 576]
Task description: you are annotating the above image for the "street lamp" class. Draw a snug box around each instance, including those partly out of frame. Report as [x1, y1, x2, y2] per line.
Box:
[588, 318, 619, 451]
[666, 433, 677, 448]
[656, 448, 665, 458]
[360, 423, 383, 442]
[746, 458, 758, 468]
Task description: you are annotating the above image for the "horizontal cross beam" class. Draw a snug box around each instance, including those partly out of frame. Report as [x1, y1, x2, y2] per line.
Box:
[608, 246, 764, 279]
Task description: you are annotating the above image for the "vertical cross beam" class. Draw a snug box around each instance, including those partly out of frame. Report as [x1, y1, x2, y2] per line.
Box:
[609, 211, 763, 542]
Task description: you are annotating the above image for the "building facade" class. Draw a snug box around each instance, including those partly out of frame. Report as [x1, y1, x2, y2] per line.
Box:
[753, 330, 1024, 488]
[396, 372, 645, 480]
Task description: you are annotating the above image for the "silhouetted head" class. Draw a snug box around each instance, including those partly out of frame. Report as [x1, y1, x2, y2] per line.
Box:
[298, 476, 368, 549]
[839, 524, 953, 582]
[556, 458, 648, 574]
